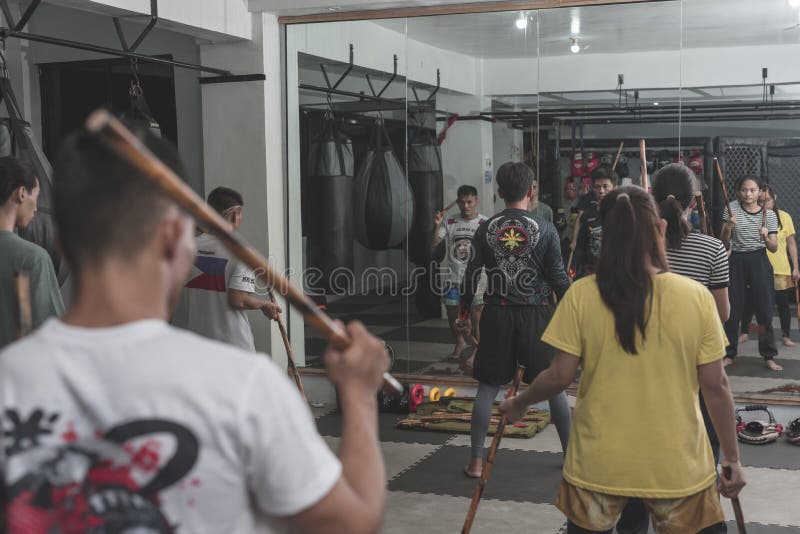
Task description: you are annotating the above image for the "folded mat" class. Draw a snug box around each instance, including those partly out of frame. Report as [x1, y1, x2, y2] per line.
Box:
[396, 397, 550, 438]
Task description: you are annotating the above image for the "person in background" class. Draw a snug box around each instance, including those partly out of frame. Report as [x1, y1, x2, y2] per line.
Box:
[172, 186, 280, 352]
[720, 175, 781, 371]
[0, 126, 390, 533]
[432, 184, 488, 365]
[500, 186, 744, 534]
[0, 156, 64, 348]
[527, 175, 553, 223]
[739, 184, 800, 349]
[458, 162, 571, 478]
[572, 166, 617, 278]
[627, 163, 731, 534]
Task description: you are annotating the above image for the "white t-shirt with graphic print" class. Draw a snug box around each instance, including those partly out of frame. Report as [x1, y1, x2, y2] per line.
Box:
[0, 319, 341, 533]
[437, 214, 488, 285]
[172, 233, 258, 351]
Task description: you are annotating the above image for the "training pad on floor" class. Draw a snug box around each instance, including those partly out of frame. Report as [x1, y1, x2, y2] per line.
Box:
[316, 411, 454, 445]
[396, 398, 551, 438]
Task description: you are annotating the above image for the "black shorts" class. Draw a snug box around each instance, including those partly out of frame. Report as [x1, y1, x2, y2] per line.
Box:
[473, 304, 554, 385]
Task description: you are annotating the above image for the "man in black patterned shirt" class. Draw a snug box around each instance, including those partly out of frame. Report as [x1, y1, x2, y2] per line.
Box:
[458, 162, 571, 477]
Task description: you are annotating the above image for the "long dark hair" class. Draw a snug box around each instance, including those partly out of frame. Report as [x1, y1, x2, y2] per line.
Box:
[597, 186, 669, 355]
[763, 183, 783, 230]
[652, 163, 696, 249]
[734, 175, 762, 203]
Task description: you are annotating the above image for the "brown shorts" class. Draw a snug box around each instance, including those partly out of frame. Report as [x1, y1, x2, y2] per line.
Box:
[556, 479, 725, 534]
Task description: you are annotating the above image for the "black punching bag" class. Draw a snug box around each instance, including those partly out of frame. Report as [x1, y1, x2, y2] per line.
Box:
[407, 112, 443, 266]
[353, 120, 413, 250]
[308, 114, 354, 291]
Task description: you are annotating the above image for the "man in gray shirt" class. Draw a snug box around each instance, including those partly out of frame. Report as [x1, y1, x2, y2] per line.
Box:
[527, 176, 553, 223]
[0, 156, 63, 347]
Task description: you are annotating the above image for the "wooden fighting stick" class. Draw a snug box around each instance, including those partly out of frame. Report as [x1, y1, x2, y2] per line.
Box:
[268, 289, 307, 401]
[13, 272, 32, 339]
[85, 110, 403, 396]
[461, 365, 525, 534]
[639, 139, 648, 190]
[722, 465, 747, 534]
[442, 199, 459, 213]
[714, 157, 734, 220]
[611, 141, 624, 171]
[795, 280, 800, 334]
[565, 249, 575, 280]
[695, 191, 710, 236]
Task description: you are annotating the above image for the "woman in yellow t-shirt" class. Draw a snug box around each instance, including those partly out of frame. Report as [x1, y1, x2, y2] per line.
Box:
[740, 184, 800, 348]
[500, 186, 745, 534]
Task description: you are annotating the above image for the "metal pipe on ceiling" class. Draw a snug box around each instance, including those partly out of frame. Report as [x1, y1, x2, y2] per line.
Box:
[0, 28, 232, 76]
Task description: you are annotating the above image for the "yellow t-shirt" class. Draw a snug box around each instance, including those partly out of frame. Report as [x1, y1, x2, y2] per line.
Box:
[767, 209, 796, 276]
[542, 273, 726, 499]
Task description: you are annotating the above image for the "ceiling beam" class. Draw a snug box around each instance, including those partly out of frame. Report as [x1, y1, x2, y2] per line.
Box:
[278, 0, 656, 24]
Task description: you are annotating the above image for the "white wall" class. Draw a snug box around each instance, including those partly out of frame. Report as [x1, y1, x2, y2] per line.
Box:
[483, 43, 800, 96]
[289, 20, 478, 95]
[54, 0, 251, 41]
[27, 3, 205, 193]
[437, 93, 495, 215]
[199, 13, 288, 362]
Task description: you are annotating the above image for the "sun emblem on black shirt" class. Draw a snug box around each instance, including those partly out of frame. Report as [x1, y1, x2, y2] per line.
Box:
[499, 227, 527, 251]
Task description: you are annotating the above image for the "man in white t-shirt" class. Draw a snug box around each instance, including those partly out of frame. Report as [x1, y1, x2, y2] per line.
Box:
[172, 186, 280, 351]
[0, 127, 389, 533]
[432, 184, 488, 366]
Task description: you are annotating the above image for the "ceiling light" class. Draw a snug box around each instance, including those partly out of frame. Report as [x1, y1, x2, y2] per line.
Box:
[515, 13, 528, 30]
[653, 102, 660, 106]
[790, 0, 800, 7]
[570, 39, 580, 53]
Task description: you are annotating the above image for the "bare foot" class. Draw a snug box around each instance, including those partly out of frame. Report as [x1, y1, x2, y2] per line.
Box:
[766, 360, 783, 371]
[723, 357, 735, 368]
[451, 337, 468, 358]
[464, 458, 483, 478]
[738, 333, 749, 344]
[783, 337, 796, 348]
[465, 348, 476, 368]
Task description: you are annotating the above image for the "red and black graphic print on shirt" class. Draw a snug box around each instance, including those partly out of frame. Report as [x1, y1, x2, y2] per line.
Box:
[2, 408, 200, 533]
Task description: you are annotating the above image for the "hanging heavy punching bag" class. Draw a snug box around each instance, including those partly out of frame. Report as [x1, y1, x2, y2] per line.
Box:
[407, 111, 443, 266]
[307, 114, 355, 291]
[354, 119, 414, 250]
[123, 77, 162, 138]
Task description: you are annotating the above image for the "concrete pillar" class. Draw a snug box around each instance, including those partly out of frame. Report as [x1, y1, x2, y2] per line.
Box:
[199, 13, 288, 368]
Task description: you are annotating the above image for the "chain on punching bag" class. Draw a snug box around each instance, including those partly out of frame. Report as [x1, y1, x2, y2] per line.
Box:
[123, 59, 161, 138]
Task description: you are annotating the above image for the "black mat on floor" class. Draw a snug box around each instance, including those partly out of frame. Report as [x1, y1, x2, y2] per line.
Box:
[725, 357, 800, 378]
[315, 412, 455, 445]
[728, 524, 800, 533]
[382, 326, 457, 344]
[738, 440, 800, 470]
[388, 445, 563, 503]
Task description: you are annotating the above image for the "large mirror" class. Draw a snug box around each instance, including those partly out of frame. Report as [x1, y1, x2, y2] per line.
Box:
[285, 1, 800, 403]
[683, 0, 800, 402]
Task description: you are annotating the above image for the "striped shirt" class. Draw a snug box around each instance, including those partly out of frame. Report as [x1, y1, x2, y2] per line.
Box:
[666, 232, 730, 289]
[723, 200, 778, 252]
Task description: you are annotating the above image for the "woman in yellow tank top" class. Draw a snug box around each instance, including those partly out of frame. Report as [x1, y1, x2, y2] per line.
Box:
[500, 186, 745, 534]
